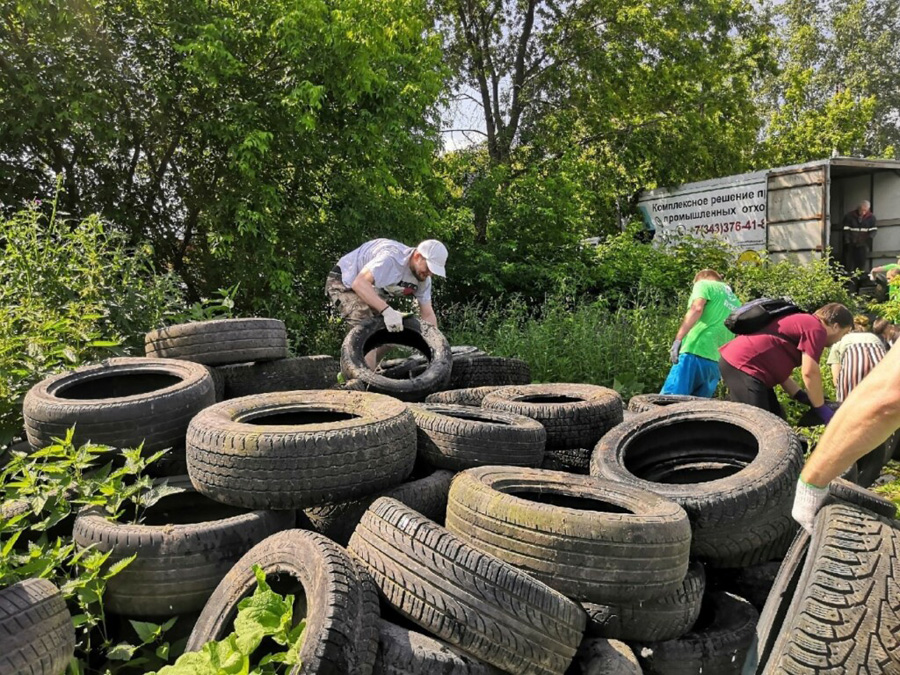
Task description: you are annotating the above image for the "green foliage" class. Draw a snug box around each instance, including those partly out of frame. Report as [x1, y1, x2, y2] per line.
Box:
[726, 253, 857, 312]
[443, 293, 685, 399]
[0, 432, 175, 672]
[0, 0, 446, 352]
[0, 199, 188, 445]
[153, 565, 306, 675]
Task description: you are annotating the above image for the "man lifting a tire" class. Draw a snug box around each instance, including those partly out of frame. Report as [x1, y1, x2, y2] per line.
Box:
[793, 341, 900, 532]
[326, 238, 448, 366]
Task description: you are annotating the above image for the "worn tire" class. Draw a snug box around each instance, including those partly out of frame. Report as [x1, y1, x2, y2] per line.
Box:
[482, 383, 623, 450]
[186, 390, 416, 509]
[0, 578, 75, 675]
[445, 467, 691, 604]
[583, 561, 705, 642]
[448, 356, 531, 389]
[146, 318, 288, 365]
[73, 475, 294, 616]
[591, 401, 803, 567]
[425, 386, 504, 407]
[541, 447, 592, 474]
[636, 592, 758, 675]
[187, 529, 379, 675]
[23, 357, 215, 456]
[411, 404, 545, 470]
[569, 639, 642, 675]
[750, 503, 900, 674]
[303, 469, 454, 546]
[341, 317, 451, 401]
[348, 497, 586, 675]
[219, 355, 340, 398]
[627, 394, 704, 413]
[373, 619, 504, 675]
[827, 477, 897, 518]
[205, 366, 226, 402]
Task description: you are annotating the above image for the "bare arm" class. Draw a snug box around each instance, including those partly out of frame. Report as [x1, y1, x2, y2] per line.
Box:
[350, 269, 390, 314]
[675, 298, 706, 340]
[780, 376, 801, 398]
[799, 352, 825, 407]
[419, 301, 438, 327]
[802, 344, 900, 486]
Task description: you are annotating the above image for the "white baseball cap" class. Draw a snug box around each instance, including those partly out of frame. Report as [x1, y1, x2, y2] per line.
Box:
[416, 239, 448, 277]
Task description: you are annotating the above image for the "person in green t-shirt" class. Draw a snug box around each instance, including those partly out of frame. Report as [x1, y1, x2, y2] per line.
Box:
[660, 269, 741, 397]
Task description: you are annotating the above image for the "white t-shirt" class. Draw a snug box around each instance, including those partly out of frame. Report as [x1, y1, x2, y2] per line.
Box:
[337, 239, 432, 304]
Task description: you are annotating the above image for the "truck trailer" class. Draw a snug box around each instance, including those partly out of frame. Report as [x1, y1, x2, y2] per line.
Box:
[637, 156, 900, 268]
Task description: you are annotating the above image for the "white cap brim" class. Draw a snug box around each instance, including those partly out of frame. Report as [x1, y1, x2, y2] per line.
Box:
[426, 260, 446, 277]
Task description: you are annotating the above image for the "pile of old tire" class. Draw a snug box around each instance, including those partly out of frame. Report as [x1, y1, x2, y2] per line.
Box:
[340, 316, 452, 401]
[480, 383, 623, 475]
[72, 475, 294, 617]
[146, 317, 340, 400]
[23, 357, 217, 477]
[580, 400, 807, 673]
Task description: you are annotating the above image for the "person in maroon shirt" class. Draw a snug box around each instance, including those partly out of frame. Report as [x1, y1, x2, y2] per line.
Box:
[719, 303, 853, 422]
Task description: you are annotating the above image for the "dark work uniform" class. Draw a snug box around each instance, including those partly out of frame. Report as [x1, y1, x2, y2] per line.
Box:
[842, 208, 877, 274]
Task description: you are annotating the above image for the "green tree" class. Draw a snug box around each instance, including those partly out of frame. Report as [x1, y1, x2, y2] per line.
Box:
[757, 0, 897, 163]
[0, 0, 446, 346]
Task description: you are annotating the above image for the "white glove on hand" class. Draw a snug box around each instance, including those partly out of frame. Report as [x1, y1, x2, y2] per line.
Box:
[669, 339, 682, 365]
[381, 306, 404, 333]
[791, 478, 829, 534]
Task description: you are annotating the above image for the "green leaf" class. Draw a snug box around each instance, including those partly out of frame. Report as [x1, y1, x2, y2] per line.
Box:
[130, 619, 162, 644]
[104, 554, 136, 580]
[106, 642, 139, 661]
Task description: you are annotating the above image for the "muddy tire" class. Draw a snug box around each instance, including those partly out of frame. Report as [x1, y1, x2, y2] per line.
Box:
[750, 503, 900, 673]
[482, 383, 623, 450]
[636, 592, 758, 675]
[448, 356, 531, 389]
[304, 469, 454, 546]
[569, 638, 642, 675]
[378, 346, 485, 381]
[73, 475, 294, 616]
[707, 561, 780, 613]
[425, 386, 504, 407]
[348, 497, 586, 675]
[23, 357, 215, 457]
[591, 401, 803, 567]
[0, 578, 75, 675]
[146, 318, 288, 365]
[373, 619, 504, 675]
[411, 404, 545, 470]
[627, 394, 704, 413]
[186, 390, 416, 509]
[445, 467, 691, 604]
[187, 529, 379, 675]
[583, 561, 705, 642]
[219, 355, 340, 398]
[341, 317, 452, 401]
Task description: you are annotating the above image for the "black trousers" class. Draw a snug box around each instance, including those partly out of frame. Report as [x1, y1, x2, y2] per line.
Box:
[842, 239, 870, 274]
[718, 358, 785, 419]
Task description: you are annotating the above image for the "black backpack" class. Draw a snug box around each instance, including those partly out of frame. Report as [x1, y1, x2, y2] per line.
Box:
[724, 297, 805, 335]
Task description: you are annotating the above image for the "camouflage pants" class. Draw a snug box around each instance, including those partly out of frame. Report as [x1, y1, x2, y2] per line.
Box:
[325, 269, 386, 326]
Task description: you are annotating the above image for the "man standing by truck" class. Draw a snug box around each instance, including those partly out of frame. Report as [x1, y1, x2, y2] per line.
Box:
[660, 269, 741, 397]
[842, 200, 877, 275]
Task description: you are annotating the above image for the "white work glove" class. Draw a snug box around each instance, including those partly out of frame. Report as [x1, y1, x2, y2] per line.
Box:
[791, 478, 829, 534]
[381, 306, 404, 333]
[669, 339, 682, 365]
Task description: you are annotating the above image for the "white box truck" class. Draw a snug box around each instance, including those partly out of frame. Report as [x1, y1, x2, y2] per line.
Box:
[637, 156, 900, 268]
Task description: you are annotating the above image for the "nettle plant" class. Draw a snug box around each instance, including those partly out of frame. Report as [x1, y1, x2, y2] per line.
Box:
[1, 432, 304, 674]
